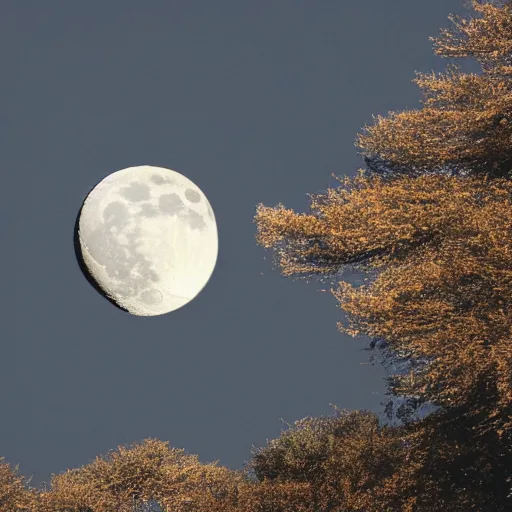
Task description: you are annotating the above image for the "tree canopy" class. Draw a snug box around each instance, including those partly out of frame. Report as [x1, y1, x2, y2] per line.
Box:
[356, 0, 512, 180]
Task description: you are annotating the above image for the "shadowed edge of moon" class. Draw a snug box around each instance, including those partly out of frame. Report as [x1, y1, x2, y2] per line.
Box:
[73, 179, 130, 314]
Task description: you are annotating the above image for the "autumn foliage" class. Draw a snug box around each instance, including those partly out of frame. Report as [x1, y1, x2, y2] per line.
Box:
[256, 171, 512, 437]
[2, 1, 512, 510]
[356, 0, 512, 179]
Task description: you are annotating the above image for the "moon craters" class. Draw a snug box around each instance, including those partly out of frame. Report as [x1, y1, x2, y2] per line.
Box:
[141, 289, 163, 305]
[185, 188, 201, 203]
[120, 182, 151, 202]
[139, 203, 159, 217]
[159, 193, 185, 215]
[103, 201, 129, 228]
[151, 174, 172, 185]
[77, 165, 218, 316]
[185, 210, 207, 230]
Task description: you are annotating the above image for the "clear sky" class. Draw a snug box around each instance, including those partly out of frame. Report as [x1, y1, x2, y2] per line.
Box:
[2, 0, 475, 489]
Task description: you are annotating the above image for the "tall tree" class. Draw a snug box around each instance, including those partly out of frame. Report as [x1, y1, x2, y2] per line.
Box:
[254, 0, 512, 508]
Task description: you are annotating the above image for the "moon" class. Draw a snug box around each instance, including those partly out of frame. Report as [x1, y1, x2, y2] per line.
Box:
[75, 165, 218, 316]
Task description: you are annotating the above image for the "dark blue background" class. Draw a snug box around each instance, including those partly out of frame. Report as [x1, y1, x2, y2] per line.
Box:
[1, 0, 476, 488]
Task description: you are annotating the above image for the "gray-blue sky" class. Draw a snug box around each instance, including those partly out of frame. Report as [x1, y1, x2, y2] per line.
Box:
[2, 0, 476, 489]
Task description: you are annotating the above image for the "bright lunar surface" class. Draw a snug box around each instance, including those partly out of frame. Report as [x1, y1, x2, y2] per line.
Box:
[76, 165, 218, 316]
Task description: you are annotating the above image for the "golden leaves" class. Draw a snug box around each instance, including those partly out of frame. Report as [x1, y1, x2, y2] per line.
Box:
[0, 458, 34, 511]
[254, 170, 512, 439]
[431, 1, 512, 65]
[3, 439, 247, 512]
[354, 3, 512, 174]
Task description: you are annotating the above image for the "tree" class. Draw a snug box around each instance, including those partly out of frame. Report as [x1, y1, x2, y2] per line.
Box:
[254, 175, 512, 510]
[244, 407, 419, 512]
[0, 457, 35, 511]
[356, 0, 512, 181]
[254, 0, 512, 508]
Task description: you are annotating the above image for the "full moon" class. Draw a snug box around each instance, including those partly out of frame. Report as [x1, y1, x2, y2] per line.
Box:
[75, 165, 218, 316]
